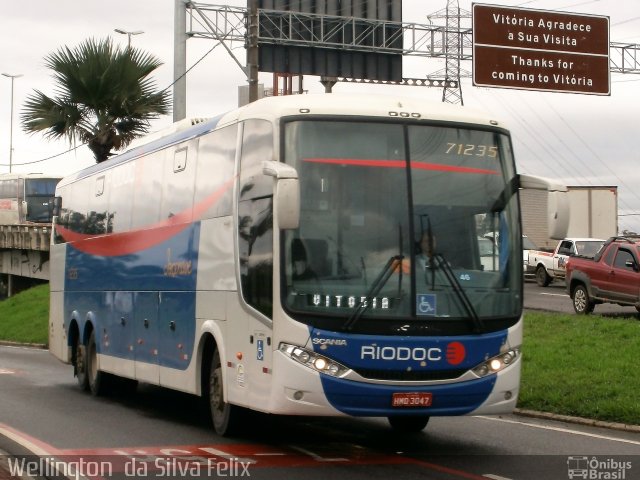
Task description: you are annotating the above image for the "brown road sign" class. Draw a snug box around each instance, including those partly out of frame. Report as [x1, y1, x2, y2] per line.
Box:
[472, 3, 610, 95]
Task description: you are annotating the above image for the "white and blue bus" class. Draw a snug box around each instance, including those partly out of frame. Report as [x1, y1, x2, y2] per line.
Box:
[49, 94, 568, 435]
[0, 173, 62, 224]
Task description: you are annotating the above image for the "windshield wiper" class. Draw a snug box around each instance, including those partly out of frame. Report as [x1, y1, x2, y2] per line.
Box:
[343, 254, 403, 331]
[432, 253, 486, 334]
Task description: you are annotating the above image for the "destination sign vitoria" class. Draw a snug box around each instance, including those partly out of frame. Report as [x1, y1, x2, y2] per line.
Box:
[472, 3, 610, 95]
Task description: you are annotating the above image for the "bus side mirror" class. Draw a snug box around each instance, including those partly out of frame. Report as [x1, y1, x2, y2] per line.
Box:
[519, 174, 569, 240]
[263, 161, 300, 230]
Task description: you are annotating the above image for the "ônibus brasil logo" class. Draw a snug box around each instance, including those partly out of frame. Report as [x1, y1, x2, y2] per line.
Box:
[361, 341, 466, 365]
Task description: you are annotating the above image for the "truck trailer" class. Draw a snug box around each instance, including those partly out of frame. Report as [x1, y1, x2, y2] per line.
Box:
[520, 185, 617, 250]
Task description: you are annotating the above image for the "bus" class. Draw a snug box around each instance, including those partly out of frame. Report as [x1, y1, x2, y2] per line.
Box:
[0, 173, 62, 224]
[48, 94, 568, 435]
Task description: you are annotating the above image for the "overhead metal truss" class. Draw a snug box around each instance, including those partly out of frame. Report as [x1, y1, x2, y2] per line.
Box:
[185, 2, 639, 73]
[610, 42, 640, 74]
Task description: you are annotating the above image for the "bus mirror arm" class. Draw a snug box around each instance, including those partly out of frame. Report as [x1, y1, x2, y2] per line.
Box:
[263, 161, 300, 230]
[519, 173, 569, 240]
[262, 161, 298, 180]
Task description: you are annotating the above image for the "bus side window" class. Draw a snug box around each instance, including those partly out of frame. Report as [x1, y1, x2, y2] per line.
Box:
[238, 119, 274, 319]
[132, 151, 163, 229]
[194, 125, 237, 219]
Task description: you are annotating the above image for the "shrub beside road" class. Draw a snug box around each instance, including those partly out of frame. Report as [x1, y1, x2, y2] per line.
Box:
[1, 285, 638, 426]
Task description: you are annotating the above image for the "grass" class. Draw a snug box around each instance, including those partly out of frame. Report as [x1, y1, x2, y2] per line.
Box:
[0, 283, 49, 345]
[1, 287, 639, 425]
[520, 311, 640, 425]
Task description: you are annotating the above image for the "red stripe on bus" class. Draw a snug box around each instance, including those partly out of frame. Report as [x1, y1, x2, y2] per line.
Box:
[55, 178, 234, 257]
[303, 158, 498, 175]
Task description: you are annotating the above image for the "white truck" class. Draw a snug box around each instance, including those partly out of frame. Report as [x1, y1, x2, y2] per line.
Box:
[520, 186, 617, 250]
[527, 237, 605, 287]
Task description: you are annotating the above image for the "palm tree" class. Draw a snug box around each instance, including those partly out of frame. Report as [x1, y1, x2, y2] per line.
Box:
[21, 38, 171, 163]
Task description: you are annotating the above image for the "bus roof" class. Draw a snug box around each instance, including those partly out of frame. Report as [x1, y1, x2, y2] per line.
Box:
[223, 93, 506, 128]
[0, 173, 63, 181]
[57, 93, 508, 188]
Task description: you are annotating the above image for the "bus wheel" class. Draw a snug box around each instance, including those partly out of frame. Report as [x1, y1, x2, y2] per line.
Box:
[74, 334, 89, 391]
[572, 285, 594, 315]
[535, 266, 551, 287]
[387, 416, 430, 433]
[86, 330, 108, 396]
[209, 348, 243, 436]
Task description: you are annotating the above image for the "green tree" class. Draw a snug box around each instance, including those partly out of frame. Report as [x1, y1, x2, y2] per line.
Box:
[21, 38, 171, 163]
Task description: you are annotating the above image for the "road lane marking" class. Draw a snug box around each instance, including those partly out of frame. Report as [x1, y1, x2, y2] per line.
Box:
[0, 423, 61, 457]
[539, 293, 568, 297]
[477, 416, 640, 445]
[484, 475, 513, 480]
[289, 445, 348, 462]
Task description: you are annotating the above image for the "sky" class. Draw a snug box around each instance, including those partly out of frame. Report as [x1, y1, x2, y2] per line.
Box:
[1, 0, 639, 231]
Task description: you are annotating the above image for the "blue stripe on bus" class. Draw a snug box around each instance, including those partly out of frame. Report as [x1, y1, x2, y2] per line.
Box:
[65, 224, 200, 292]
[63, 223, 200, 370]
[319, 374, 496, 416]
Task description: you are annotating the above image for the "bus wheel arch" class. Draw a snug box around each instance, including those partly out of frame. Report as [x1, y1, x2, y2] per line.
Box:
[199, 332, 245, 436]
[79, 318, 108, 396]
[69, 319, 89, 391]
[199, 333, 217, 398]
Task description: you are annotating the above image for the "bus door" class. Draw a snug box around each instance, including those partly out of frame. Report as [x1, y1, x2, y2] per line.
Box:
[237, 119, 275, 406]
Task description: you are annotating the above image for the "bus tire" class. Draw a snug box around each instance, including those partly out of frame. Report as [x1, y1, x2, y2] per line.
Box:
[74, 334, 89, 391]
[535, 265, 552, 287]
[209, 347, 243, 436]
[572, 284, 594, 315]
[387, 415, 430, 433]
[86, 330, 108, 396]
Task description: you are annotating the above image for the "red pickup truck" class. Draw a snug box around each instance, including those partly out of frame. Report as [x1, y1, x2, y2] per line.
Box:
[565, 237, 640, 314]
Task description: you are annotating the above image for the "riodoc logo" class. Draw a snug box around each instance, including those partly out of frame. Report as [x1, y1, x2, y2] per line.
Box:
[360, 341, 466, 365]
[446, 341, 466, 365]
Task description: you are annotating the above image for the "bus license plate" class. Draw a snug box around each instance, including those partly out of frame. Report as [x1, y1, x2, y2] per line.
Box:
[392, 392, 432, 407]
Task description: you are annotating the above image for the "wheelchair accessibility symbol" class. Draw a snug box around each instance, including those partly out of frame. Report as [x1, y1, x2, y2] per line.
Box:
[416, 294, 436, 316]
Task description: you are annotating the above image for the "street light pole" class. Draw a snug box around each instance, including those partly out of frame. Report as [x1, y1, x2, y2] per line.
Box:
[2, 73, 23, 173]
[114, 28, 144, 48]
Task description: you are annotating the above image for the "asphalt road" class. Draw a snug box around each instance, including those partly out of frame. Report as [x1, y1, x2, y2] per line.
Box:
[524, 277, 640, 317]
[0, 345, 638, 480]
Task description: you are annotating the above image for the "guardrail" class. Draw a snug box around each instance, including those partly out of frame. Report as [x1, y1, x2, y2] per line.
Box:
[0, 224, 52, 297]
[0, 224, 51, 251]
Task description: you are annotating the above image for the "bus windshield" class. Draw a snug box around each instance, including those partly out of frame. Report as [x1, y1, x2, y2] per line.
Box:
[24, 178, 60, 222]
[282, 120, 522, 333]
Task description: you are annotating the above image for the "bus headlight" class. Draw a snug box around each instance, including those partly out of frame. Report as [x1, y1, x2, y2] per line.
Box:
[279, 343, 350, 378]
[472, 348, 520, 377]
